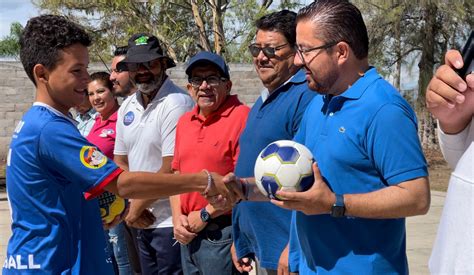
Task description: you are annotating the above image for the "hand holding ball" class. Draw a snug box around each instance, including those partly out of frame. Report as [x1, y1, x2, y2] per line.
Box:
[254, 140, 314, 200]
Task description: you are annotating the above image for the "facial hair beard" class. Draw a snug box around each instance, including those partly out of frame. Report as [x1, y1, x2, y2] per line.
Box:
[136, 69, 166, 95]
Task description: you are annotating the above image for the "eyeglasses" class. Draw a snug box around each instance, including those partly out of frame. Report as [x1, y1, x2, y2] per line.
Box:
[295, 42, 337, 64]
[248, 43, 289, 58]
[188, 75, 227, 88]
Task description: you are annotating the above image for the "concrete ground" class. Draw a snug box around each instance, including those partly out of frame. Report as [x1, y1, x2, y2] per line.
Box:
[0, 191, 445, 274]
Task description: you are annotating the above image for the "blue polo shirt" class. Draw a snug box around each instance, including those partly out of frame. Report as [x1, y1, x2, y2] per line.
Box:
[3, 103, 122, 274]
[233, 69, 316, 269]
[292, 68, 428, 274]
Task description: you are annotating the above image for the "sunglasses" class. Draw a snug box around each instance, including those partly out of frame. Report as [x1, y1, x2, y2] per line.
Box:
[248, 43, 289, 58]
[188, 75, 227, 88]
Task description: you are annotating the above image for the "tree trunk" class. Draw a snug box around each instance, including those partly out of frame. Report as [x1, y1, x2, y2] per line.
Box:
[190, 0, 212, 52]
[210, 0, 226, 55]
[417, 3, 438, 149]
[394, 15, 402, 90]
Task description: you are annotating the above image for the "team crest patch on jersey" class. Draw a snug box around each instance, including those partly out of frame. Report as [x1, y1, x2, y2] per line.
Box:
[99, 129, 115, 137]
[80, 146, 107, 169]
[124, 111, 135, 126]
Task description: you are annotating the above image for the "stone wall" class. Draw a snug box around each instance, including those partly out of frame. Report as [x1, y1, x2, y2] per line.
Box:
[0, 62, 264, 162]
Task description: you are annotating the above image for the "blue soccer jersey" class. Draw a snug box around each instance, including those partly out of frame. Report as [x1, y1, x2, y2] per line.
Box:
[3, 103, 122, 274]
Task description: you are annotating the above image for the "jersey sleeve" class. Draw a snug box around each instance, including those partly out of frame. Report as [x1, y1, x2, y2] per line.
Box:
[38, 120, 122, 199]
[367, 103, 428, 185]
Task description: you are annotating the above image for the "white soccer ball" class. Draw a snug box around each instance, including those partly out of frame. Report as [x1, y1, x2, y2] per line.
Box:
[254, 140, 314, 200]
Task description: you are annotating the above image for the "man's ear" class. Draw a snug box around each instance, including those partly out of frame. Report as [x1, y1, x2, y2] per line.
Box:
[186, 83, 198, 101]
[335, 42, 350, 65]
[226, 80, 233, 94]
[33, 64, 49, 84]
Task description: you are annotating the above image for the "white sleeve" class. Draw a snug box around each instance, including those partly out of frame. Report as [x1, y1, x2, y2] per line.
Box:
[437, 117, 474, 169]
[160, 98, 194, 157]
[113, 106, 128, 156]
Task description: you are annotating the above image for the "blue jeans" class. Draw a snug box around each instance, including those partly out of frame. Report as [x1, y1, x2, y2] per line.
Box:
[109, 222, 133, 275]
[180, 222, 242, 275]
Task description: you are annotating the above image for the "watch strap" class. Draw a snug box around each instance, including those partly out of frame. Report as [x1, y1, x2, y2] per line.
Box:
[331, 194, 345, 218]
[200, 207, 211, 222]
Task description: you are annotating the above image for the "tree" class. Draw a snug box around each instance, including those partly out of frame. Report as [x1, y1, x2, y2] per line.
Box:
[355, 0, 473, 148]
[0, 22, 23, 58]
[34, 0, 303, 62]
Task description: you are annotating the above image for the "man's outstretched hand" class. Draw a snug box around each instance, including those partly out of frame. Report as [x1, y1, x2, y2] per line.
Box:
[205, 172, 244, 209]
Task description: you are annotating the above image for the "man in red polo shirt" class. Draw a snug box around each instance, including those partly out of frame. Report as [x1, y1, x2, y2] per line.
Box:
[170, 51, 250, 275]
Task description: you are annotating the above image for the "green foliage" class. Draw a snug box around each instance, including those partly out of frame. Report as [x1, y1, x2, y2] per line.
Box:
[33, 0, 303, 62]
[355, 0, 473, 102]
[0, 22, 23, 58]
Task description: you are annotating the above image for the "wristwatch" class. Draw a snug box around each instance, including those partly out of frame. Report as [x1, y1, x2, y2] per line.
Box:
[331, 194, 345, 218]
[200, 207, 211, 222]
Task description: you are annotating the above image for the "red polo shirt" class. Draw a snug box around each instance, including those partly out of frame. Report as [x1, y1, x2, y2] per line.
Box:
[86, 111, 118, 159]
[172, 95, 250, 214]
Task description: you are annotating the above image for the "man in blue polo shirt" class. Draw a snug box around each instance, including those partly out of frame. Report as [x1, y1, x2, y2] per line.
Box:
[271, 1, 430, 274]
[231, 10, 315, 275]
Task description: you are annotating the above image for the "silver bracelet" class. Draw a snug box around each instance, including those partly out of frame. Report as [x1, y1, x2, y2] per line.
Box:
[201, 169, 213, 196]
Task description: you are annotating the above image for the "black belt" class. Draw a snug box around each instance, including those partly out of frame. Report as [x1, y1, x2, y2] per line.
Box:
[205, 214, 232, 231]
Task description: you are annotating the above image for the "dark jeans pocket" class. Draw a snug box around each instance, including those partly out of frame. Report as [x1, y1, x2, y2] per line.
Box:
[203, 224, 233, 245]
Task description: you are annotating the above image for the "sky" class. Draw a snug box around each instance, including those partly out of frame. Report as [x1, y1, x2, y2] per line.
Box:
[0, 0, 39, 38]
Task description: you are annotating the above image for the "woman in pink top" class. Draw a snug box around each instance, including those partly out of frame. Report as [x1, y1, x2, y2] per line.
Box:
[87, 72, 119, 159]
[86, 72, 132, 275]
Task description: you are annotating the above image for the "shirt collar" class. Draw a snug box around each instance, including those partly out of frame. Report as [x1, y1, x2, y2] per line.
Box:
[80, 108, 97, 120]
[261, 69, 306, 102]
[97, 110, 118, 123]
[335, 67, 380, 100]
[33, 102, 79, 125]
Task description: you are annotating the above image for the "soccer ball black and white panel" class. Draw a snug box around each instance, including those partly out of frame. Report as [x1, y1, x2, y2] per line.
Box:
[254, 140, 314, 200]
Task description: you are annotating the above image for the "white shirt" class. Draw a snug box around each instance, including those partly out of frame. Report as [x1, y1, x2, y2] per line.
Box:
[114, 78, 194, 228]
[429, 117, 474, 274]
[75, 108, 97, 137]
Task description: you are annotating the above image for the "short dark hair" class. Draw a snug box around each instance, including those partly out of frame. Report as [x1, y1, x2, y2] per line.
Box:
[297, 0, 369, 59]
[89, 71, 113, 91]
[19, 14, 91, 86]
[255, 10, 297, 47]
[113, 46, 128, 57]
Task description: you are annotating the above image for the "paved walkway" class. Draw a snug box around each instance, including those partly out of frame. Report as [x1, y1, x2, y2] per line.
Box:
[0, 191, 445, 274]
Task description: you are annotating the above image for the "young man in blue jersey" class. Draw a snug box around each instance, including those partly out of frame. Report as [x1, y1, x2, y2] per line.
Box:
[3, 15, 242, 274]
